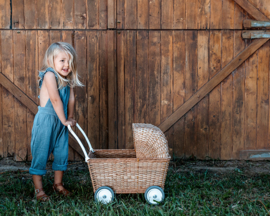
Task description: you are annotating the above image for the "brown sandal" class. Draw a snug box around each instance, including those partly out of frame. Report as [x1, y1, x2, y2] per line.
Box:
[35, 188, 50, 202]
[53, 183, 71, 197]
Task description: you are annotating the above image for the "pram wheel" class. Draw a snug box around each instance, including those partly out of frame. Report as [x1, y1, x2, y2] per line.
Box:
[144, 186, 165, 205]
[94, 186, 115, 204]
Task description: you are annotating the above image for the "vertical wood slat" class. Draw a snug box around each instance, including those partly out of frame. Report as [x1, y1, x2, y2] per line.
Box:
[196, 31, 209, 159]
[161, 0, 173, 29]
[0, 0, 10, 29]
[2, 30, 14, 158]
[138, 0, 149, 29]
[245, 40, 257, 150]
[173, 31, 185, 157]
[25, 30, 38, 161]
[24, 0, 37, 29]
[198, 0, 210, 29]
[184, 31, 197, 157]
[99, 31, 108, 149]
[75, 0, 87, 29]
[257, 40, 269, 149]
[136, 31, 148, 123]
[149, 0, 161, 29]
[125, 0, 137, 29]
[220, 30, 234, 160]
[117, 31, 125, 149]
[222, 0, 235, 29]
[161, 31, 173, 155]
[37, 1, 49, 28]
[13, 31, 27, 161]
[208, 31, 221, 159]
[49, 0, 62, 29]
[125, 31, 136, 149]
[12, 0, 25, 29]
[108, 0, 116, 28]
[0, 31, 2, 157]
[108, 31, 117, 149]
[210, 0, 222, 29]
[148, 31, 161, 126]
[173, 0, 186, 29]
[186, 0, 198, 29]
[232, 31, 245, 157]
[87, 0, 99, 29]
[63, 0, 74, 29]
[87, 31, 100, 150]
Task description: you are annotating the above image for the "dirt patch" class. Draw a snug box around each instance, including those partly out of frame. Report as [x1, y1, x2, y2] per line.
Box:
[1, 157, 270, 176]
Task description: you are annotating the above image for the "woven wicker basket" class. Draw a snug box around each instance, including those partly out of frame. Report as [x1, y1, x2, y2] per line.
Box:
[69, 123, 171, 194]
[132, 123, 170, 159]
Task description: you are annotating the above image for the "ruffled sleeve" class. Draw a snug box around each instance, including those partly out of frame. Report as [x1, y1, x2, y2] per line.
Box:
[38, 67, 58, 89]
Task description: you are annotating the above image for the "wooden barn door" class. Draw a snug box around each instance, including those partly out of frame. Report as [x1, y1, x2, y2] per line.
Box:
[115, 0, 270, 160]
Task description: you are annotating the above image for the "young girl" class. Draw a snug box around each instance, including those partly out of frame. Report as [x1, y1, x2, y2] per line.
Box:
[29, 42, 84, 201]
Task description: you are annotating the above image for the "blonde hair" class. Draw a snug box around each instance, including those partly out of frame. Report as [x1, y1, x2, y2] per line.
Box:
[39, 42, 84, 89]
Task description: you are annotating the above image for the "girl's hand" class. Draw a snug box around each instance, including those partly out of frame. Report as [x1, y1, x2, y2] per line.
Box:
[63, 120, 74, 127]
[67, 118, 76, 127]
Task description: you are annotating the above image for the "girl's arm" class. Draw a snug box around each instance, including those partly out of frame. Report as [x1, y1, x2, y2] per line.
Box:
[43, 72, 67, 125]
[67, 87, 75, 119]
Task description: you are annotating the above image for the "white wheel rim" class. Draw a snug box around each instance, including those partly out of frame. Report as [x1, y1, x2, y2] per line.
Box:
[146, 188, 163, 204]
[96, 189, 113, 204]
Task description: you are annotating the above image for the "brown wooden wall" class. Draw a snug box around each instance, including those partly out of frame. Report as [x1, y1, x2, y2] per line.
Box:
[0, 0, 270, 161]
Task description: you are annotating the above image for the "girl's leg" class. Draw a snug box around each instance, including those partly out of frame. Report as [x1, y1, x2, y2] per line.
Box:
[54, 171, 64, 190]
[32, 175, 45, 196]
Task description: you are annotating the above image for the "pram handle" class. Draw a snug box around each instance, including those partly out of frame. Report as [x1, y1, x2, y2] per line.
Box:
[67, 123, 94, 162]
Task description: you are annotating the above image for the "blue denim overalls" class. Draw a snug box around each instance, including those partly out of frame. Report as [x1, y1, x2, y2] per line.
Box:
[29, 67, 70, 175]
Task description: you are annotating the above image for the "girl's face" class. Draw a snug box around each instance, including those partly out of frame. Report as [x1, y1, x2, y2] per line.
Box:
[54, 51, 72, 78]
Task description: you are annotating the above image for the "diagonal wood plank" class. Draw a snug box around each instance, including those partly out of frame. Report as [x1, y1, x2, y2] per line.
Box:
[233, 0, 269, 21]
[159, 38, 269, 132]
[0, 72, 84, 158]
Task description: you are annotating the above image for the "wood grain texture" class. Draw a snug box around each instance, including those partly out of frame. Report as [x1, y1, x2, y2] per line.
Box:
[49, 0, 62, 29]
[161, 0, 173, 29]
[220, 31, 234, 160]
[108, 0, 116, 28]
[210, 0, 222, 29]
[37, 0, 49, 28]
[63, 0, 74, 29]
[198, 0, 210, 29]
[0, 0, 10, 29]
[232, 31, 245, 158]
[108, 31, 117, 149]
[149, 0, 161, 29]
[138, 0, 148, 29]
[186, 0, 198, 29]
[87, 31, 100, 150]
[208, 31, 221, 159]
[87, 0, 98, 29]
[125, 0, 137, 29]
[173, 31, 185, 157]
[159, 38, 269, 133]
[12, 0, 25, 29]
[75, 0, 87, 29]
[24, 0, 37, 29]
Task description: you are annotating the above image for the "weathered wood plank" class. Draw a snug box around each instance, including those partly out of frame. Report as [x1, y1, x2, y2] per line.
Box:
[173, 31, 185, 157]
[87, 0, 99, 29]
[220, 31, 234, 160]
[173, 0, 186, 29]
[49, 0, 62, 29]
[99, 31, 108, 149]
[50, 31, 61, 44]
[223, 0, 235, 29]
[99, 0, 107, 29]
[0, 31, 2, 157]
[108, 0, 116, 28]
[149, 0, 161, 29]
[125, 31, 136, 149]
[208, 31, 221, 159]
[232, 31, 245, 158]
[243, 19, 270, 28]
[37, 1, 49, 28]
[161, 0, 173, 29]
[1, 30, 14, 158]
[234, 0, 269, 21]
[242, 30, 270, 39]
[108, 31, 117, 149]
[159, 38, 269, 133]
[149, 31, 161, 126]
[87, 31, 100, 150]
[138, 0, 148, 29]
[24, 0, 37, 29]
[245, 41, 258, 149]
[75, 0, 87, 29]
[38, 31, 50, 70]
[12, 0, 25, 29]
[63, 0, 74, 29]
[125, 0, 137, 29]
[136, 31, 148, 123]
[196, 31, 209, 159]
[116, 0, 125, 29]
[186, 0, 198, 29]
[0, 0, 10, 29]
[210, 0, 222, 29]
[257, 40, 269, 149]
[198, 0, 210, 29]
[117, 31, 125, 149]
[184, 31, 197, 157]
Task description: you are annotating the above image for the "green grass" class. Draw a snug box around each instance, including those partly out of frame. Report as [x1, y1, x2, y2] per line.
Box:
[1, 160, 270, 215]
